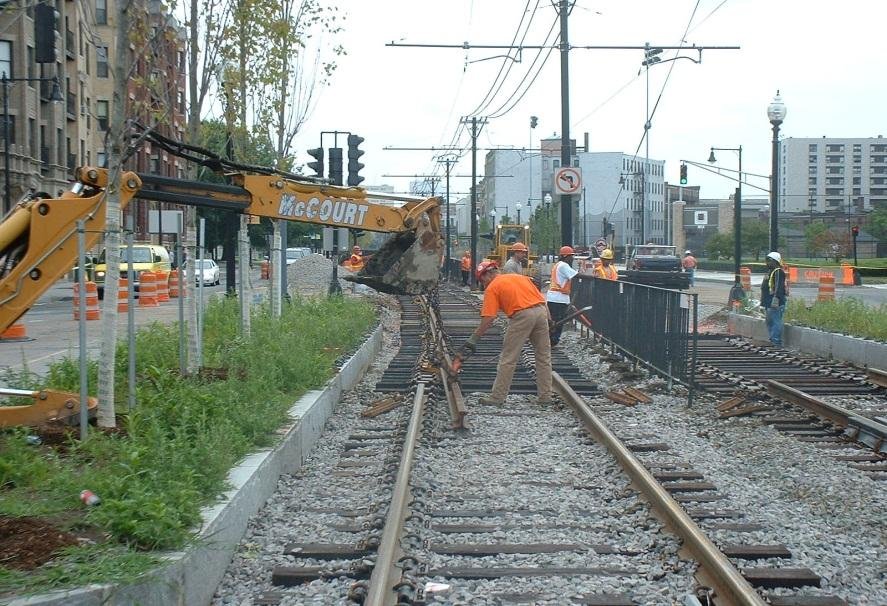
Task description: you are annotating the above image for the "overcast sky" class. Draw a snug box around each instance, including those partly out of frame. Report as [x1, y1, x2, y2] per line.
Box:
[301, 0, 887, 201]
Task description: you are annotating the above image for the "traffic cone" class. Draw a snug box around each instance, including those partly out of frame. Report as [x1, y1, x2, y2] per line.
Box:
[138, 272, 159, 307]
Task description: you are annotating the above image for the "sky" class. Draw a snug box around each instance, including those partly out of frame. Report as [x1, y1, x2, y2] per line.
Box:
[297, 0, 887, 202]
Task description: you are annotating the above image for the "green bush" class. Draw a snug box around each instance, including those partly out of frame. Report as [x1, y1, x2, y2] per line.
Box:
[786, 297, 887, 341]
[0, 295, 376, 592]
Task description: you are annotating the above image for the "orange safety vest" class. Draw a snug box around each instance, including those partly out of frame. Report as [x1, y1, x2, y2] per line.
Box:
[349, 254, 364, 270]
[460, 255, 472, 271]
[592, 264, 618, 281]
[549, 262, 572, 295]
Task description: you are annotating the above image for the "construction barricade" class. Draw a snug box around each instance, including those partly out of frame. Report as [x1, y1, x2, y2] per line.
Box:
[739, 266, 751, 292]
[138, 272, 159, 307]
[261, 260, 270, 280]
[117, 277, 129, 313]
[73, 281, 101, 321]
[817, 274, 836, 302]
[155, 270, 170, 303]
[168, 269, 180, 298]
[0, 323, 28, 340]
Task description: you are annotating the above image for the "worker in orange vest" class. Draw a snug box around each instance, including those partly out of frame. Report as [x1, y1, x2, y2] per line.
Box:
[592, 249, 618, 281]
[460, 250, 472, 286]
[546, 246, 579, 346]
[348, 245, 364, 271]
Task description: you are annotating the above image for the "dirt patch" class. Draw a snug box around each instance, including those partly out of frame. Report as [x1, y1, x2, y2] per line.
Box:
[0, 516, 81, 570]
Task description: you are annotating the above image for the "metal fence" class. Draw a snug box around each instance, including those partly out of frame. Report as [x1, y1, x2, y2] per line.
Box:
[572, 274, 698, 399]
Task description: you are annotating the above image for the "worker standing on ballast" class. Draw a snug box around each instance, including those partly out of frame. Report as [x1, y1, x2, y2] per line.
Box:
[454, 261, 552, 406]
[460, 250, 472, 286]
[502, 242, 528, 274]
[546, 246, 579, 346]
[760, 251, 788, 347]
[591, 249, 618, 281]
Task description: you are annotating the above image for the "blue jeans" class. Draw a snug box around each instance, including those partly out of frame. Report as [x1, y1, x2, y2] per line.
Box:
[765, 304, 785, 346]
[685, 268, 695, 286]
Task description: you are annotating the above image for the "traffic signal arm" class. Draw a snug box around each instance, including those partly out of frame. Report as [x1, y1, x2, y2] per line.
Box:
[0, 167, 443, 333]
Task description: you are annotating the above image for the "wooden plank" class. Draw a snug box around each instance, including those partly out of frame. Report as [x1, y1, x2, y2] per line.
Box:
[722, 544, 792, 559]
[717, 395, 746, 412]
[662, 481, 718, 492]
[707, 523, 766, 532]
[282, 543, 369, 559]
[742, 567, 821, 589]
[605, 391, 637, 406]
[720, 405, 770, 418]
[687, 509, 742, 519]
[272, 566, 370, 586]
[425, 566, 637, 579]
[431, 543, 584, 555]
[673, 494, 722, 503]
[835, 454, 882, 462]
[768, 596, 849, 606]
[623, 387, 653, 403]
[627, 442, 671, 452]
[253, 592, 285, 605]
[652, 471, 705, 480]
[574, 595, 637, 605]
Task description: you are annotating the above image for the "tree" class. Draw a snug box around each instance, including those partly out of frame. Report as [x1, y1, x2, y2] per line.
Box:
[805, 222, 829, 258]
[741, 219, 769, 261]
[869, 202, 887, 243]
[704, 232, 733, 260]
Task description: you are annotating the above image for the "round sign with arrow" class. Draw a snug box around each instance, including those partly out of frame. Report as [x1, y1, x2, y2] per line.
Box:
[594, 238, 607, 254]
[554, 167, 582, 195]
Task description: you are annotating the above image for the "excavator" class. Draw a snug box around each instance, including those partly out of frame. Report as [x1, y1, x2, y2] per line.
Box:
[0, 128, 443, 427]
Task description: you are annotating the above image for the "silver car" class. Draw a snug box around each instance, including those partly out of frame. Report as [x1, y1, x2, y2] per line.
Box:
[189, 259, 220, 286]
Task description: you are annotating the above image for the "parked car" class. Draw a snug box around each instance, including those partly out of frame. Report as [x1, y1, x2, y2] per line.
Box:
[186, 259, 220, 286]
[285, 247, 312, 265]
[93, 244, 171, 299]
[627, 245, 682, 272]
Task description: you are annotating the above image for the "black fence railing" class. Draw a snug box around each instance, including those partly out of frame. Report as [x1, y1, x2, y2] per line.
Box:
[572, 274, 698, 400]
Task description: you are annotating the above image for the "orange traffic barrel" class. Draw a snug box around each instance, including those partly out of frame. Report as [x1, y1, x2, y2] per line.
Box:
[155, 270, 170, 303]
[840, 264, 854, 286]
[817, 274, 836, 301]
[0, 323, 27, 340]
[261, 260, 270, 280]
[168, 269, 180, 298]
[740, 266, 752, 292]
[73, 281, 100, 321]
[117, 277, 129, 313]
[138, 272, 159, 307]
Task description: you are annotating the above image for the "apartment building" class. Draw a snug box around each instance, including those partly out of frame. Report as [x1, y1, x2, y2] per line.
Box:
[0, 0, 186, 235]
[781, 136, 887, 214]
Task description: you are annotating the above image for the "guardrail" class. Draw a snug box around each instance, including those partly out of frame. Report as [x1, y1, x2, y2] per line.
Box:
[572, 274, 698, 402]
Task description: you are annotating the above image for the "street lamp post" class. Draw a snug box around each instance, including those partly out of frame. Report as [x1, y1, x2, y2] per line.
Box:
[709, 146, 744, 302]
[543, 193, 552, 260]
[516, 200, 522, 224]
[767, 90, 786, 253]
[2, 75, 63, 214]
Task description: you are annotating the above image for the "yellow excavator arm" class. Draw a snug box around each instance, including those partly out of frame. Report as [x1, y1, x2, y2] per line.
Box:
[0, 167, 443, 334]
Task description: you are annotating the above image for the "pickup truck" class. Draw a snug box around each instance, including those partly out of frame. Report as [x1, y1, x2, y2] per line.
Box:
[622, 245, 689, 289]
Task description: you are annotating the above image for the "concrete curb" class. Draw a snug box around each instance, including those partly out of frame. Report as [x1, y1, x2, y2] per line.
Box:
[727, 313, 886, 369]
[2, 323, 384, 606]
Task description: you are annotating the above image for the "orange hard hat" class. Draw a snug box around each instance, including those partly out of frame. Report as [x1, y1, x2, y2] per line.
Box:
[559, 245, 575, 256]
[511, 242, 528, 252]
[475, 260, 499, 280]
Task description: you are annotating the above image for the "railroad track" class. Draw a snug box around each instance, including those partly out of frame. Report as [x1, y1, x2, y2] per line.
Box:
[215, 289, 864, 604]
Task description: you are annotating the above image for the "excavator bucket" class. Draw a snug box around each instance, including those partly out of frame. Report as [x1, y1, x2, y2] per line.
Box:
[344, 218, 443, 295]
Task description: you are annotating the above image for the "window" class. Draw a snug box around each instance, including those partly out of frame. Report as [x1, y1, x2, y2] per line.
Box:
[872, 155, 887, 164]
[97, 46, 109, 78]
[827, 199, 842, 208]
[872, 177, 887, 185]
[853, 188, 861, 195]
[97, 151, 107, 167]
[808, 143, 817, 152]
[808, 188, 816, 196]
[853, 155, 861, 163]
[808, 155, 817, 163]
[0, 41, 11, 78]
[825, 188, 843, 195]
[96, 0, 107, 24]
[96, 100, 108, 130]
[3, 116, 15, 144]
[28, 118, 36, 153]
[149, 153, 160, 173]
[826, 155, 843, 163]
[826, 177, 843, 185]
[853, 144, 862, 153]
[871, 144, 887, 153]
[826, 144, 844, 153]
[808, 177, 817, 185]
[826, 166, 844, 175]
[808, 166, 817, 174]
[853, 177, 861, 185]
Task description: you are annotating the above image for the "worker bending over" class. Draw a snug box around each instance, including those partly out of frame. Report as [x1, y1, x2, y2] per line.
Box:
[502, 242, 528, 274]
[455, 261, 552, 406]
[348, 245, 365, 271]
[592, 249, 618, 281]
[546, 246, 579, 346]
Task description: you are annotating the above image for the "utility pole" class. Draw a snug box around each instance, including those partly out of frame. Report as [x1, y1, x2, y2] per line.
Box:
[468, 117, 480, 288]
[558, 0, 572, 247]
[438, 156, 457, 278]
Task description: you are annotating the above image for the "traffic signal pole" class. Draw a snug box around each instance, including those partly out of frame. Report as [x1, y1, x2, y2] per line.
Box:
[558, 0, 572, 247]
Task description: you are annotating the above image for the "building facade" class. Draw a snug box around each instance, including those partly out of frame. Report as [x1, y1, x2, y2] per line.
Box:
[781, 136, 887, 214]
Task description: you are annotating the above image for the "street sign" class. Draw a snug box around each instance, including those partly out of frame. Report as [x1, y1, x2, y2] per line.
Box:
[554, 167, 582, 195]
[594, 238, 607, 254]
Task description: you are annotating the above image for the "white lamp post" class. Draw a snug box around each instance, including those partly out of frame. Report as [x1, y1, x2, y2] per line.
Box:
[767, 90, 786, 252]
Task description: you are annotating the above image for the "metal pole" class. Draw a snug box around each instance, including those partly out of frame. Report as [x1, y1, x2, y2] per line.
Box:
[445, 158, 452, 278]
[126, 213, 136, 411]
[280, 219, 288, 301]
[3, 76, 10, 216]
[558, 0, 572, 246]
[582, 186, 587, 247]
[470, 117, 478, 289]
[197, 218, 205, 367]
[76, 220, 88, 440]
[643, 59, 649, 244]
[770, 123, 780, 251]
[177, 215, 185, 375]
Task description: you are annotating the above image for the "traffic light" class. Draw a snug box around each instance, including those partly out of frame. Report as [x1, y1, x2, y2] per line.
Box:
[642, 45, 662, 67]
[679, 163, 688, 185]
[307, 147, 324, 178]
[329, 147, 343, 186]
[852, 225, 860, 238]
[530, 115, 538, 129]
[346, 134, 365, 187]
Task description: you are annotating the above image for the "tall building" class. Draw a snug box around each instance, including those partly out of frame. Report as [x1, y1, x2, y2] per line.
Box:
[482, 139, 666, 249]
[0, 0, 186, 236]
[781, 136, 887, 214]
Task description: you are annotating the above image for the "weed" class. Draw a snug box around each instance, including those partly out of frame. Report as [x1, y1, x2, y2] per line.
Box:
[786, 297, 887, 341]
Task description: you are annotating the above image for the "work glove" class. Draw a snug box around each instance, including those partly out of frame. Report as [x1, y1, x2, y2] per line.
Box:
[457, 334, 479, 360]
[769, 298, 780, 309]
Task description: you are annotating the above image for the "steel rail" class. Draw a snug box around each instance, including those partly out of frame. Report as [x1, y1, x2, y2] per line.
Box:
[419, 297, 468, 428]
[551, 372, 767, 606]
[867, 367, 887, 389]
[364, 382, 426, 606]
[767, 380, 887, 454]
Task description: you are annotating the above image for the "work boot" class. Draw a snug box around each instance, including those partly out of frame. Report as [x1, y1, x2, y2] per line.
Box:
[477, 395, 503, 406]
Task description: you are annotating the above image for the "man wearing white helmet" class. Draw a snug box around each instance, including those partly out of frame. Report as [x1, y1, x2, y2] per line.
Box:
[760, 251, 788, 347]
[682, 250, 697, 286]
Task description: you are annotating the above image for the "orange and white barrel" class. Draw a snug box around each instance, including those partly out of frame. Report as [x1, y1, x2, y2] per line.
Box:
[168, 269, 180, 298]
[117, 277, 129, 313]
[261, 260, 270, 280]
[155, 271, 170, 303]
[138, 272, 159, 307]
[817, 274, 836, 302]
[740, 266, 752, 292]
[0, 323, 27, 340]
[73, 282, 101, 320]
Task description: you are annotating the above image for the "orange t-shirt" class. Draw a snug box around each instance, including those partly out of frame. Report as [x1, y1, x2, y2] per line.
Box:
[481, 274, 545, 318]
[461, 255, 472, 270]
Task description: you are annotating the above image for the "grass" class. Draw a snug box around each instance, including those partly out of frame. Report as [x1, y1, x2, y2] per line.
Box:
[0, 295, 376, 595]
[786, 297, 887, 341]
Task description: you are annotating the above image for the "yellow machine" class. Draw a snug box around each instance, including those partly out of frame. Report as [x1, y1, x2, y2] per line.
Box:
[486, 223, 535, 266]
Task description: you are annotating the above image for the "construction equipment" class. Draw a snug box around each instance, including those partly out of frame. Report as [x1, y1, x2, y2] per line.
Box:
[485, 224, 536, 268]
[0, 388, 97, 428]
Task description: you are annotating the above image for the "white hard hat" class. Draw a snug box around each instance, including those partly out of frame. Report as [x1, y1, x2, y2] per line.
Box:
[684, 250, 692, 255]
[766, 251, 782, 263]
